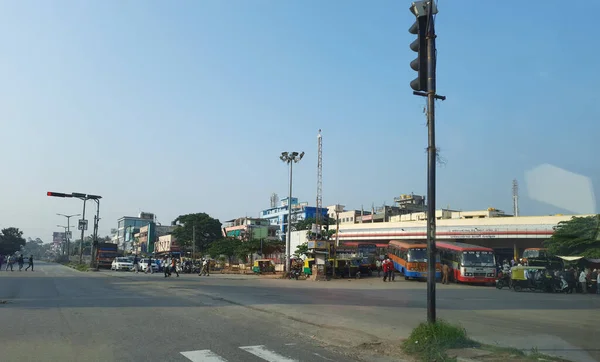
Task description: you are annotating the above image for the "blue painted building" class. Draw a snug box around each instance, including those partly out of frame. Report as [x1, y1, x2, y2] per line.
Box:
[259, 197, 328, 241]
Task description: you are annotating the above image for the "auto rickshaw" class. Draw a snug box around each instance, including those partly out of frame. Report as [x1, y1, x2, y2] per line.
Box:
[303, 258, 315, 276]
[327, 258, 360, 278]
[252, 259, 275, 274]
[355, 257, 375, 277]
[510, 265, 552, 292]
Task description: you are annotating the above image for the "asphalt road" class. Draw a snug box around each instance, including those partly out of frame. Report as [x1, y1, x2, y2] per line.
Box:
[100, 268, 599, 362]
[0, 262, 369, 362]
[2, 264, 599, 362]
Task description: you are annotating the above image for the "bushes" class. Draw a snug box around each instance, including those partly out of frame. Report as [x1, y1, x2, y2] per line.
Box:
[403, 320, 477, 361]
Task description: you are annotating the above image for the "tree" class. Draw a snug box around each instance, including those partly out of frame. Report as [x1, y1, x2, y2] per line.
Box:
[294, 242, 308, 256]
[20, 238, 50, 259]
[235, 239, 284, 263]
[544, 215, 600, 258]
[208, 238, 241, 264]
[172, 213, 222, 252]
[295, 216, 335, 231]
[0, 227, 26, 255]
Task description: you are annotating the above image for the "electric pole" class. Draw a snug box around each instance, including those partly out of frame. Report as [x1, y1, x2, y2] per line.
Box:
[409, 0, 444, 324]
[192, 225, 196, 260]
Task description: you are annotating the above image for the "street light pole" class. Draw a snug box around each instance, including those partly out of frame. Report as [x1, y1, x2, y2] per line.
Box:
[280, 151, 304, 274]
[57, 213, 80, 257]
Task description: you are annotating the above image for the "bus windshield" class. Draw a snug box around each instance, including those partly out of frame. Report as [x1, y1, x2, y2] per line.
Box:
[461, 251, 496, 266]
[523, 249, 546, 258]
[407, 248, 440, 263]
[461, 251, 495, 267]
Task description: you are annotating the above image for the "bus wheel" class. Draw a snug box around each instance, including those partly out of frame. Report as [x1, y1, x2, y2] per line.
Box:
[404, 276, 409, 280]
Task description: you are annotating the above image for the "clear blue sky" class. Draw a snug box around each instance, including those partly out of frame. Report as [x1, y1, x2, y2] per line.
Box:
[0, 0, 597, 240]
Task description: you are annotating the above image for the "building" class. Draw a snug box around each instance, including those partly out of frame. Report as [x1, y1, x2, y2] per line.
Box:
[132, 224, 175, 255]
[259, 197, 328, 241]
[222, 217, 278, 240]
[389, 207, 511, 222]
[115, 212, 156, 251]
[336, 213, 593, 261]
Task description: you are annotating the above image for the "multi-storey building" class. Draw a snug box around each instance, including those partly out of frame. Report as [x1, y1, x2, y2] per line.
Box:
[222, 217, 278, 240]
[259, 197, 328, 241]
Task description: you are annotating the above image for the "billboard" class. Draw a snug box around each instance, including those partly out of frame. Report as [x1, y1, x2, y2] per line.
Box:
[53, 232, 65, 243]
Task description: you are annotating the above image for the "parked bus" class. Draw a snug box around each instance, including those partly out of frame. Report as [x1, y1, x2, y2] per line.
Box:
[522, 248, 562, 270]
[387, 240, 441, 280]
[437, 241, 496, 284]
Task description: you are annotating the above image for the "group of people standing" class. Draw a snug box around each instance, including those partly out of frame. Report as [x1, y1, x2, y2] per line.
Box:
[0, 254, 34, 271]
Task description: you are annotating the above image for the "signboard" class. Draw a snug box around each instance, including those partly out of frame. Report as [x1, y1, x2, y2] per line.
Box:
[155, 236, 179, 253]
[308, 240, 328, 249]
[78, 219, 88, 231]
[52, 232, 65, 243]
[139, 212, 154, 220]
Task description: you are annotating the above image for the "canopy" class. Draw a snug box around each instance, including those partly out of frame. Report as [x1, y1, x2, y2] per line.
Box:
[557, 256, 584, 261]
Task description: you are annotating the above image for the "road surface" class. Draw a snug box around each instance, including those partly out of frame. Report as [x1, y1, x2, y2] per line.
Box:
[0, 262, 371, 362]
[2, 263, 599, 362]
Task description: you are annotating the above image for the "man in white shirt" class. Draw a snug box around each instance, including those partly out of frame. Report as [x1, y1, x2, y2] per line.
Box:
[579, 269, 588, 294]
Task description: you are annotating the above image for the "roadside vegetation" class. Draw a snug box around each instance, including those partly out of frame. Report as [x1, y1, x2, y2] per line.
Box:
[65, 263, 89, 272]
[402, 320, 476, 361]
[402, 320, 571, 362]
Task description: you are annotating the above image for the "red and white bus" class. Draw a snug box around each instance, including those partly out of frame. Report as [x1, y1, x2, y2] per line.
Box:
[437, 241, 496, 284]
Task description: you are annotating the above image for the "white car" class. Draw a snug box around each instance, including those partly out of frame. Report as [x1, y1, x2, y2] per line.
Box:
[138, 258, 159, 272]
[111, 257, 134, 271]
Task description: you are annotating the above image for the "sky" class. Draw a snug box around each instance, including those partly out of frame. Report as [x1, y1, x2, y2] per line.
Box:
[0, 0, 598, 241]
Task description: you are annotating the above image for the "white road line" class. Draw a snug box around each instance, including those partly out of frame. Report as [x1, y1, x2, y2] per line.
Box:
[180, 350, 228, 362]
[239, 345, 298, 362]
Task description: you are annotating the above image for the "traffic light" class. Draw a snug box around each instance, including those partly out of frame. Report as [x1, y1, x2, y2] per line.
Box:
[47, 191, 72, 198]
[409, 1, 430, 92]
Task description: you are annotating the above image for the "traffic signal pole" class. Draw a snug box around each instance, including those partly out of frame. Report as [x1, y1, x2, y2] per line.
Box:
[79, 199, 87, 264]
[409, 0, 445, 324]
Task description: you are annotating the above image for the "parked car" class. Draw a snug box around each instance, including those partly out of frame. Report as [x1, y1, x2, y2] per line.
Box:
[111, 257, 134, 271]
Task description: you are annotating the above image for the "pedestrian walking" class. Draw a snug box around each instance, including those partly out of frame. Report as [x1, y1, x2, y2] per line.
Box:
[25, 255, 34, 271]
[145, 257, 154, 274]
[132, 254, 140, 273]
[5, 255, 14, 271]
[17, 255, 24, 271]
[442, 263, 449, 284]
[171, 256, 179, 277]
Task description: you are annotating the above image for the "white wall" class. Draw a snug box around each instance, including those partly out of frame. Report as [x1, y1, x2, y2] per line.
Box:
[290, 230, 309, 255]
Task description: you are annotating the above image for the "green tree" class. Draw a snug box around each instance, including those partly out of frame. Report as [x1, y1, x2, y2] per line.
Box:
[295, 216, 335, 231]
[235, 239, 284, 262]
[172, 213, 222, 252]
[0, 227, 26, 255]
[21, 238, 50, 259]
[544, 215, 600, 258]
[208, 237, 241, 264]
[294, 242, 308, 256]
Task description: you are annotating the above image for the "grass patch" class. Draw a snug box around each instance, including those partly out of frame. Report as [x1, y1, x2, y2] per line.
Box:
[67, 263, 89, 272]
[402, 320, 477, 361]
[478, 345, 571, 361]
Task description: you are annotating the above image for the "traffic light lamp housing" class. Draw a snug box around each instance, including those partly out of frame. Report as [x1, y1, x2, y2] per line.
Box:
[47, 192, 72, 198]
[409, 16, 428, 92]
[409, 1, 438, 92]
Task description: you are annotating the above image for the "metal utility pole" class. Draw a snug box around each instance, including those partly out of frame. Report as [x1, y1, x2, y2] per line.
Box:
[192, 225, 196, 260]
[280, 151, 305, 273]
[409, 0, 444, 324]
[88, 196, 102, 269]
[79, 200, 87, 264]
[512, 179, 520, 217]
[57, 213, 79, 256]
[315, 130, 323, 241]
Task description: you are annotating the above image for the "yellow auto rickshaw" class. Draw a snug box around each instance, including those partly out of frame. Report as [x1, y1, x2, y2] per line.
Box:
[510, 265, 551, 292]
[303, 258, 315, 276]
[252, 259, 275, 274]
